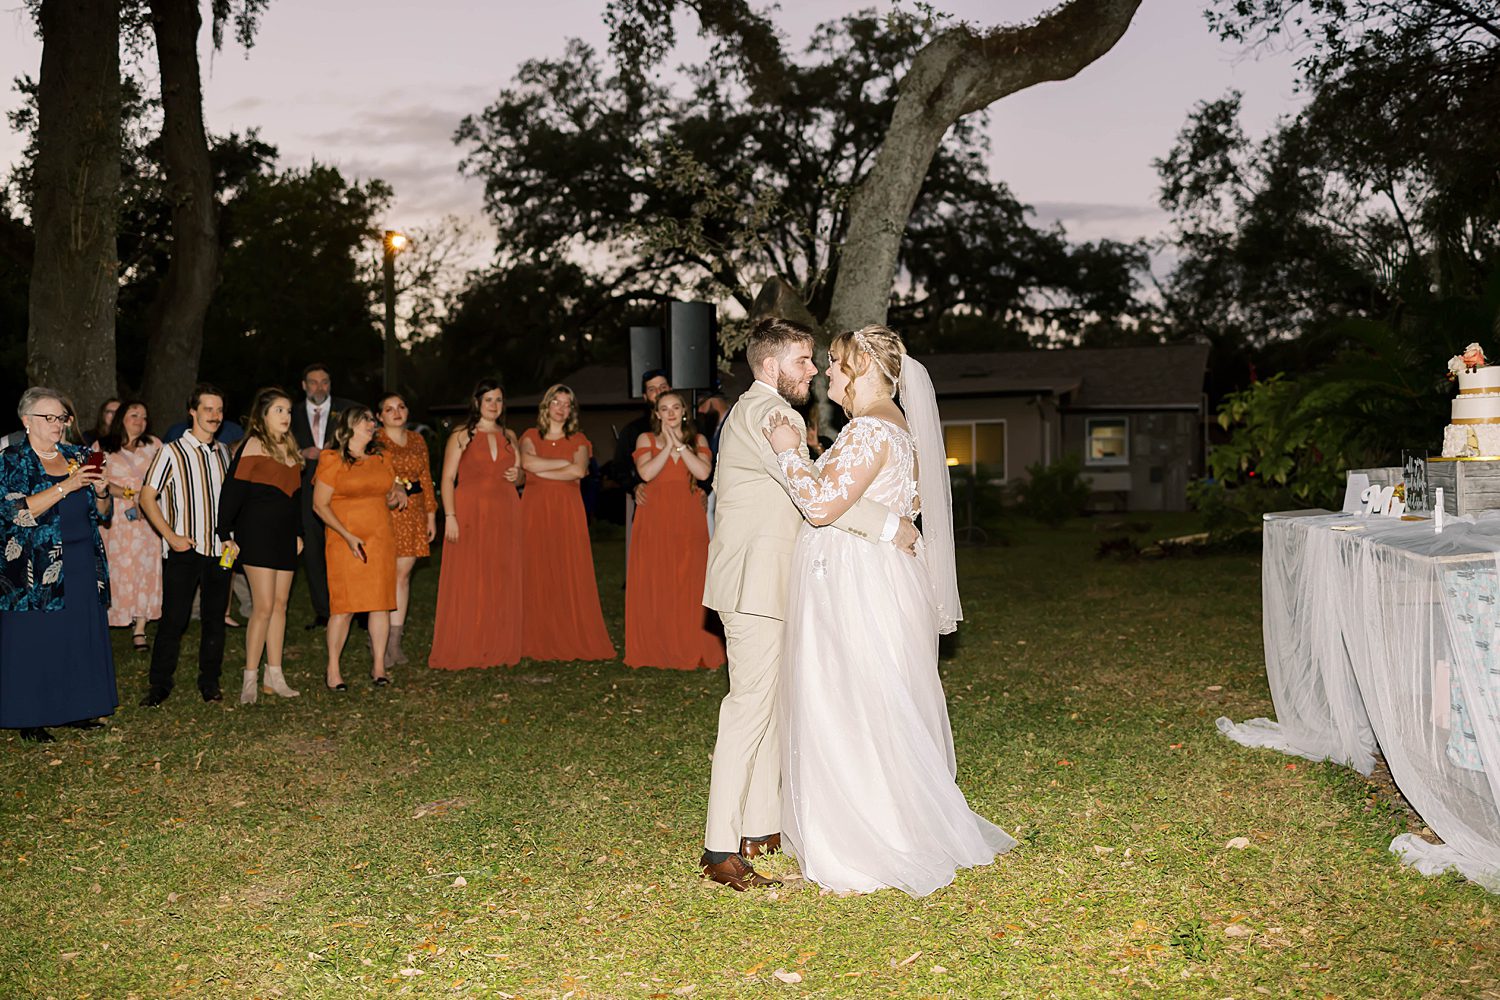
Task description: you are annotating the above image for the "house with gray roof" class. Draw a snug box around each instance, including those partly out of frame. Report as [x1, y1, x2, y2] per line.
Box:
[507, 342, 1212, 513]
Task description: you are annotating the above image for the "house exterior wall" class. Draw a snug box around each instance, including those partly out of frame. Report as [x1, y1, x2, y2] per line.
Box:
[934, 395, 1058, 483]
[1061, 409, 1203, 511]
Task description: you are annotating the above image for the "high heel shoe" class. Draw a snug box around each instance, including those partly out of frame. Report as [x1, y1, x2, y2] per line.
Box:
[371, 672, 390, 688]
[19, 728, 53, 742]
[261, 665, 300, 698]
[239, 669, 259, 705]
[326, 680, 348, 692]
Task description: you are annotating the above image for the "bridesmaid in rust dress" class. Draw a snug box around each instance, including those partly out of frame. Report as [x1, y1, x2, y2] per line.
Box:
[312, 406, 407, 690]
[429, 378, 524, 670]
[518, 384, 615, 662]
[377, 392, 436, 667]
[624, 390, 725, 670]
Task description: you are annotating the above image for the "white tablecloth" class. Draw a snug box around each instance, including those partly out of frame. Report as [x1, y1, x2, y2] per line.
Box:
[1218, 509, 1500, 891]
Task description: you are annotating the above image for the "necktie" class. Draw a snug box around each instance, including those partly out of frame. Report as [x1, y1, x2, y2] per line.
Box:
[312, 406, 323, 448]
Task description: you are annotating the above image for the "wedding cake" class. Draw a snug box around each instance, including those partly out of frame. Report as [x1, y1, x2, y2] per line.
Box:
[1443, 344, 1500, 457]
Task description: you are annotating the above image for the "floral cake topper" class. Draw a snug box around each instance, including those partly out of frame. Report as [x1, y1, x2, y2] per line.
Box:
[1448, 343, 1487, 379]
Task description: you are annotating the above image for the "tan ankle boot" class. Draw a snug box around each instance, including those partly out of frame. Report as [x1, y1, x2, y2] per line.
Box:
[261, 664, 300, 698]
[239, 669, 258, 705]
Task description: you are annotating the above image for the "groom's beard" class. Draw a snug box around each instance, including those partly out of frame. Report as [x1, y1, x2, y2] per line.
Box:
[776, 371, 811, 406]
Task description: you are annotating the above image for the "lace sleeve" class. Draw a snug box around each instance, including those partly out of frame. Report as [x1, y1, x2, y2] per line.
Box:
[775, 418, 889, 526]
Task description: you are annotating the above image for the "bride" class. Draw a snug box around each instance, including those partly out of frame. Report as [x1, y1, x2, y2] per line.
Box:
[764, 324, 1015, 897]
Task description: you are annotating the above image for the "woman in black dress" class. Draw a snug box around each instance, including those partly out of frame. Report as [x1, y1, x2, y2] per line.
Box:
[218, 388, 304, 704]
[0, 387, 117, 742]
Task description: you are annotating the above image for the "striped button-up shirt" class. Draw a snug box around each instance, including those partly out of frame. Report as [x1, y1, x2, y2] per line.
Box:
[142, 431, 231, 557]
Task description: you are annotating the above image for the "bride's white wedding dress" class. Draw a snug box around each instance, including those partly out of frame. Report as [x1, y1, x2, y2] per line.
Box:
[775, 415, 1015, 897]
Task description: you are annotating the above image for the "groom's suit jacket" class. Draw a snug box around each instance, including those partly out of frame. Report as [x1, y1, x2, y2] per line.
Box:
[703, 379, 891, 621]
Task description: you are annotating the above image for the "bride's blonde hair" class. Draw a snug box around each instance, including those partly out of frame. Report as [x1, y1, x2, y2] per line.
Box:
[829, 324, 905, 417]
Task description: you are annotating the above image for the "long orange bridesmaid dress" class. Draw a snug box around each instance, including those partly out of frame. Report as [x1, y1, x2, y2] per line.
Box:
[624, 438, 725, 670]
[429, 430, 522, 669]
[314, 450, 397, 614]
[518, 428, 616, 662]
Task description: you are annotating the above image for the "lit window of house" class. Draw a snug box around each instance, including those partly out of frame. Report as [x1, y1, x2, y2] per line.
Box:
[1086, 417, 1129, 465]
[942, 421, 1007, 480]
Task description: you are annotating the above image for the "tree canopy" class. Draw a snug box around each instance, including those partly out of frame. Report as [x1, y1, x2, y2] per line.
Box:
[455, 8, 1151, 370]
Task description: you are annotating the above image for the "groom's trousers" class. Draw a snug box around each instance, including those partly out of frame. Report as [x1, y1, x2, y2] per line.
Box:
[704, 611, 783, 853]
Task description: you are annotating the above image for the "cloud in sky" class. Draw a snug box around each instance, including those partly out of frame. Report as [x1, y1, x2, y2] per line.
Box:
[0, 0, 1304, 269]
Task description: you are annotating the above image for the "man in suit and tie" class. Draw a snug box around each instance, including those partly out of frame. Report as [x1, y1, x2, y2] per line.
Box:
[698, 317, 918, 890]
[290, 363, 355, 628]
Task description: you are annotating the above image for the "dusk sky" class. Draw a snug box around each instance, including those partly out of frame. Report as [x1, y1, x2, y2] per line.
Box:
[0, 1, 1305, 257]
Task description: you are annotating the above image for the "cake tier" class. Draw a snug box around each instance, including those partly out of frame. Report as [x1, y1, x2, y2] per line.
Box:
[1452, 395, 1500, 423]
[1442, 423, 1500, 457]
[1458, 367, 1500, 394]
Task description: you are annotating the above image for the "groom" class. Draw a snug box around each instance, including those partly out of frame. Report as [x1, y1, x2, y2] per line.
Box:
[699, 317, 918, 890]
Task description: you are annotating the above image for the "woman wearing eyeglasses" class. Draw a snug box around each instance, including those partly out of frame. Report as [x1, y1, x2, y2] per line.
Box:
[0, 388, 118, 743]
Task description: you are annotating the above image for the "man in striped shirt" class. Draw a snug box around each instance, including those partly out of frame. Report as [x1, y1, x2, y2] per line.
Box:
[138, 384, 233, 706]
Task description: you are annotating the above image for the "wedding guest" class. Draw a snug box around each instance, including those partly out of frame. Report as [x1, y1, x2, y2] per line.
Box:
[312, 406, 405, 690]
[0, 388, 117, 742]
[160, 409, 249, 628]
[519, 384, 615, 662]
[85, 397, 120, 447]
[96, 400, 162, 652]
[137, 384, 233, 706]
[625, 390, 724, 670]
[292, 363, 354, 629]
[429, 379, 523, 670]
[376, 392, 436, 666]
[611, 369, 671, 501]
[218, 388, 304, 704]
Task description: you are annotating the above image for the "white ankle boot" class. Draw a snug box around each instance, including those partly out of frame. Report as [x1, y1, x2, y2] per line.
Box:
[240, 669, 258, 705]
[261, 664, 300, 698]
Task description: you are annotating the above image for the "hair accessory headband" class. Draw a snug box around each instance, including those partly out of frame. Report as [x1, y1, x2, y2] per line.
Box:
[851, 330, 901, 386]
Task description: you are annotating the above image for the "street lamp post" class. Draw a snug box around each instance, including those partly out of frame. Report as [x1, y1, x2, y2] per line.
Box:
[382, 229, 409, 392]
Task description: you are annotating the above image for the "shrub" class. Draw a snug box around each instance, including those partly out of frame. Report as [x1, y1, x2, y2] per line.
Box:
[1016, 453, 1092, 527]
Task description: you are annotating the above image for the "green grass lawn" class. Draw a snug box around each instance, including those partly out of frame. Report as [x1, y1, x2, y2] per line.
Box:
[1, 515, 1496, 999]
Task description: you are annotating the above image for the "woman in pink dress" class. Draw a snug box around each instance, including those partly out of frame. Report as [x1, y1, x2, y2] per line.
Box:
[96, 400, 162, 651]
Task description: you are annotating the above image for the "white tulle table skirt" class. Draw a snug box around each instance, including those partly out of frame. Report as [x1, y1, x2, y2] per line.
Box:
[1219, 509, 1500, 892]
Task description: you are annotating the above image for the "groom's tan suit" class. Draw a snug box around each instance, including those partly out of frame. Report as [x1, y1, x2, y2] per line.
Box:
[702, 379, 893, 853]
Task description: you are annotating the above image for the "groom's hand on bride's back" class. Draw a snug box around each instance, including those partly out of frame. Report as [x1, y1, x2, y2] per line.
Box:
[894, 517, 918, 555]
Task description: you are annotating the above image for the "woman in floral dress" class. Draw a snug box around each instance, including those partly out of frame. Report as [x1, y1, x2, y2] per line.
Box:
[97, 401, 161, 651]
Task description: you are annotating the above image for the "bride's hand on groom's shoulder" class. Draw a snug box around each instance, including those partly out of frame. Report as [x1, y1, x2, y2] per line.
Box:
[763, 412, 801, 453]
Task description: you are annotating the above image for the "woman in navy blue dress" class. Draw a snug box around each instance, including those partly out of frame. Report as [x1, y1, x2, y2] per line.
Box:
[0, 387, 118, 743]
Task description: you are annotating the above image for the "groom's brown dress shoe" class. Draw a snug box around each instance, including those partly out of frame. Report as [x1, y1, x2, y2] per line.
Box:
[740, 833, 781, 860]
[700, 852, 781, 891]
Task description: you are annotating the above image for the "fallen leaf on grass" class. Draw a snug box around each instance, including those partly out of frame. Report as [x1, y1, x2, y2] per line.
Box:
[931, 965, 948, 974]
[1225, 837, 1250, 850]
[59, 952, 81, 963]
[412, 797, 468, 819]
[895, 951, 921, 968]
[451, 876, 467, 888]
[1206, 685, 1223, 692]
[1224, 924, 1253, 938]
[673, 986, 696, 996]
[399, 968, 425, 977]
[773, 970, 802, 984]
[1093, 845, 1115, 856]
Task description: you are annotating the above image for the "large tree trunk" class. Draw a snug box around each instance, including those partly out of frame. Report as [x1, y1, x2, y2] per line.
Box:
[27, 0, 120, 422]
[141, 0, 219, 426]
[825, 0, 1142, 333]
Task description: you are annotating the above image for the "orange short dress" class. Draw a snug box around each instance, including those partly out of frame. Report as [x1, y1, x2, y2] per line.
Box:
[378, 429, 436, 558]
[624, 439, 725, 670]
[518, 429, 615, 662]
[314, 449, 397, 615]
[429, 430, 523, 669]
